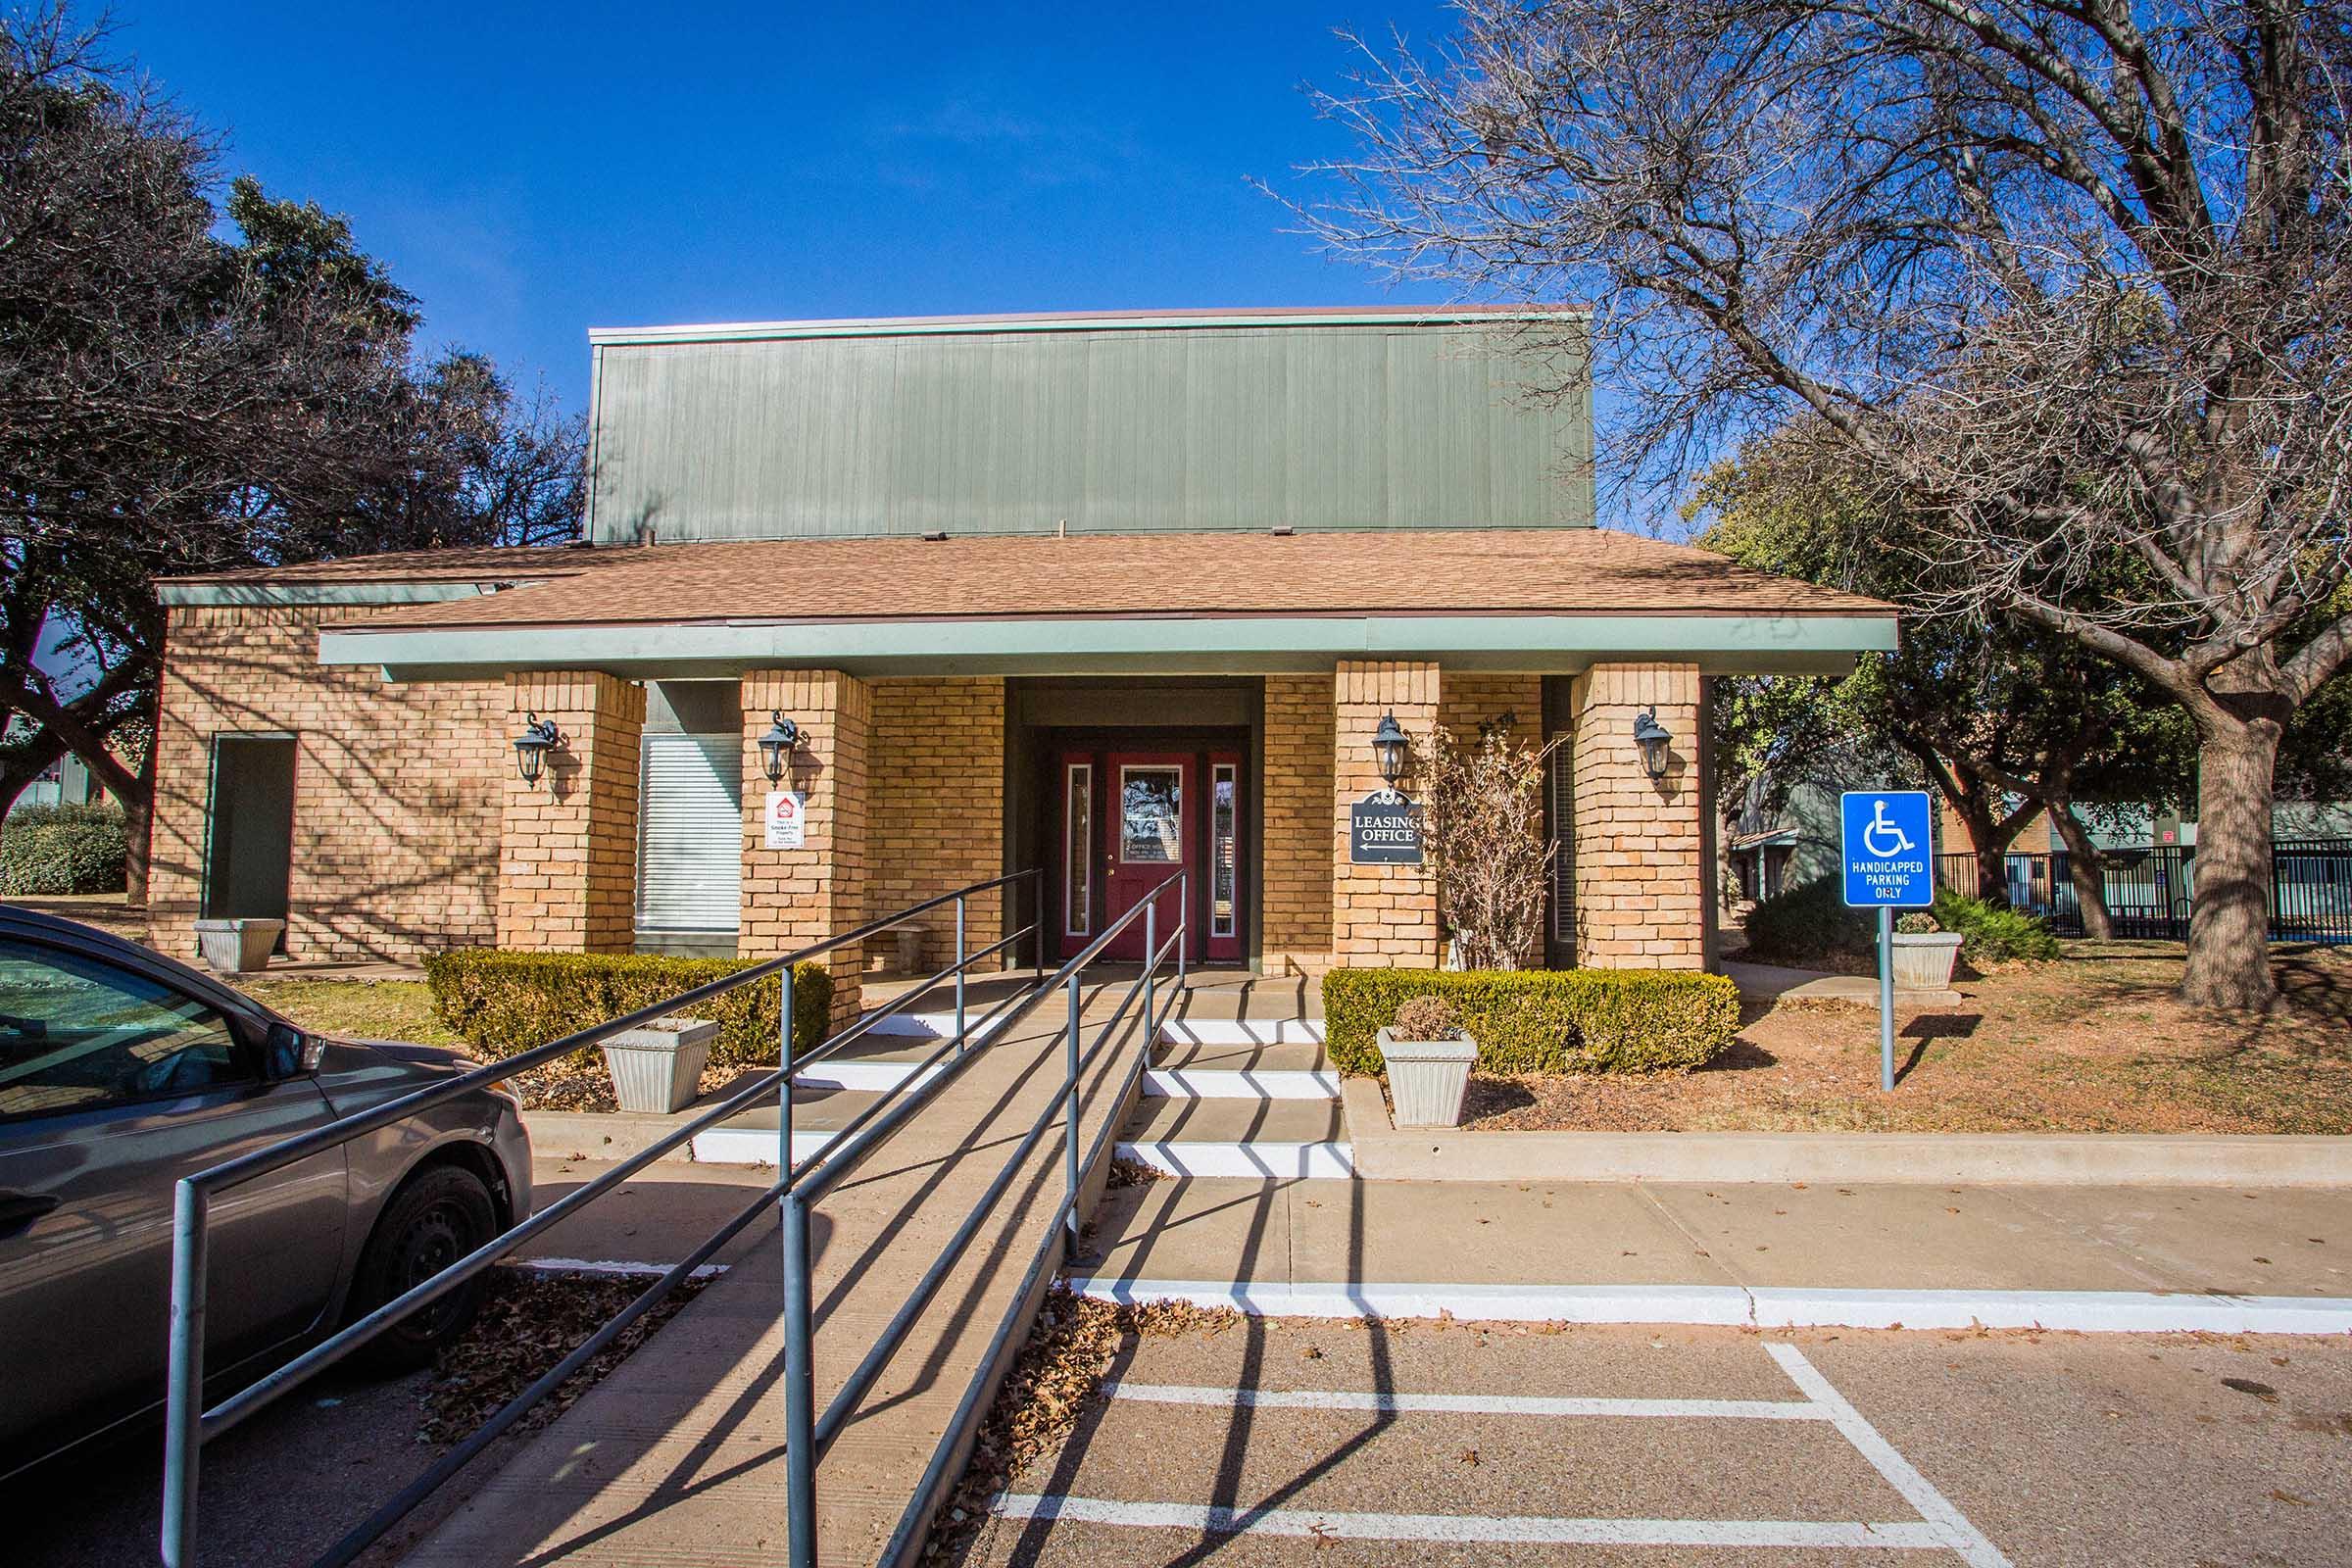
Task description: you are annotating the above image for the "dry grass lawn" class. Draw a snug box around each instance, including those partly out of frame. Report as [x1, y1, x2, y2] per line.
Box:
[1464, 941, 2352, 1135]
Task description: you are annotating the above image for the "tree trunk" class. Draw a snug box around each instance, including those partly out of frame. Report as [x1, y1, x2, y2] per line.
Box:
[2180, 718, 2280, 1008]
[2044, 801, 2114, 940]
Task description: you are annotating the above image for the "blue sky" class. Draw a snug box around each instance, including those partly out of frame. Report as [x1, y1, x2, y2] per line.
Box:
[121, 1, 1466, 415]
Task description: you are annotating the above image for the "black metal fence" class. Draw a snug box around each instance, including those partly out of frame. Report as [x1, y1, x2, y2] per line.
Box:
[1933, 838, 2352, 944]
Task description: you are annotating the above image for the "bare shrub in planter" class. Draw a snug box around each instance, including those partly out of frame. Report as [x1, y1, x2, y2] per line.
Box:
[1420, 724, 1561, 971]
[1393, 995, 1463, 1041]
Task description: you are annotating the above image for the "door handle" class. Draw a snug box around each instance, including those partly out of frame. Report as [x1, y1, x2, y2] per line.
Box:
[0, 1191, 60, 1239]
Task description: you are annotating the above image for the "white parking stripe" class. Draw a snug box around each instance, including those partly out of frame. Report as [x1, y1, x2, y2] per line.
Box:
[1102, 1381, 1829, 1421]
[989, 1494, 1951, 1549]
[1766, 1344, 2013, 1568]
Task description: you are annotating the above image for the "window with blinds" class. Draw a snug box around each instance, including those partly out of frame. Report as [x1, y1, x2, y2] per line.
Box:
[635, 732, 742, 936]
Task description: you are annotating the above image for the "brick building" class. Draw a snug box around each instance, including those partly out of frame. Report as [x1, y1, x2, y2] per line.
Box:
[149, 309, 1895, 1006]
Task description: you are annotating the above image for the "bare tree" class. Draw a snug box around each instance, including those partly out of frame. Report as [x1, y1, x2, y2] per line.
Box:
[1293, 0, 2352, 1007]
[1421, 720, 1559, 970]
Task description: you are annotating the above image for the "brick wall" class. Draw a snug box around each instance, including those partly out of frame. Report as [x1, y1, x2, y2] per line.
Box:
[1569, 662, 1705, 968]
[741, 670, 869, 1020]
[497, 671, 644, 953]
[1438, 672, 1543, 744]
[867, 678, 1006, 968]
[1260, 674, 1336, 975]
[148, 604, 504, 964]
[1332, 661, 1442, 966]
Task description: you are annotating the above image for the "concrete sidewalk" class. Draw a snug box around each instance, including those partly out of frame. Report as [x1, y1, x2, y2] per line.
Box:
[1073, 1176, 2352, 1333]
[400, 972, 1164, 1568]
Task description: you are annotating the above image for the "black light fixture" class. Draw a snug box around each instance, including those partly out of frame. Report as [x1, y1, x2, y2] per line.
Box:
[512, 712, 564, 786]
[1370, 711, 1410, 790]
[757, 710, 803, 784]
[1632, 707, 1673, 780]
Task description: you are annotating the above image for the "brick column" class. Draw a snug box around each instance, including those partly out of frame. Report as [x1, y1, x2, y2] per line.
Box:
[1570, 662, 1704, 969]
[1332, 661, 1441, 967]
[741, 669, 870, 1024]
[1261, 674, 1336, 976]
[498, 671, 645, 953]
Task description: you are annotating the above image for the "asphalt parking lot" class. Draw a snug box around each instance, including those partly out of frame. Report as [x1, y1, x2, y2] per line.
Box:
[958, 1316, 2352, 1567]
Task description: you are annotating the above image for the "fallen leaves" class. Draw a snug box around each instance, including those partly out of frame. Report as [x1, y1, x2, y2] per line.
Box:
[418, 1266, 709, 1447]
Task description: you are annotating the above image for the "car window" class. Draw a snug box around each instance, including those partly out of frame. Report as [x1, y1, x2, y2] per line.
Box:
[0, 939, 251, 1120]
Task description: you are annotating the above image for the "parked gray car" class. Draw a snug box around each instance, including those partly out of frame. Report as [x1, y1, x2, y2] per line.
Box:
[0, 906, 530, 1482]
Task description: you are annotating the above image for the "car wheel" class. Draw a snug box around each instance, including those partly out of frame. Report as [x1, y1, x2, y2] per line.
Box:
[347, 1162, 498, 1373]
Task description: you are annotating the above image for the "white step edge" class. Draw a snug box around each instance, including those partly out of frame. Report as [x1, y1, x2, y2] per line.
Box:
[1113, 1141, 1355, 1180]
[1142, 1068, 1341, 1101]
[1157, 1019, 1325, 1046]
[690, 1127, 837, 1166]
[1063, 1277, 2352, 1336]
[795, 1058, 944, 1093]
[864, 1008, 1013, 1041]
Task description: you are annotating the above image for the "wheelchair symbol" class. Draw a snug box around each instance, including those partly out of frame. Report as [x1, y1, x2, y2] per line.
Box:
[1861, 799, 1915, 858]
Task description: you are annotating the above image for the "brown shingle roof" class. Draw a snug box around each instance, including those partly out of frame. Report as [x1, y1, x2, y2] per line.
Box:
[313, 529, 1888, 631]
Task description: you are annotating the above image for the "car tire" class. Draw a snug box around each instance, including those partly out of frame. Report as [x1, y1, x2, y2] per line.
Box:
[346, 1162, 498, 1373]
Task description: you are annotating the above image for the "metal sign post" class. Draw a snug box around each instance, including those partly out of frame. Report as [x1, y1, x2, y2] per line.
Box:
[1839, 791, 1936, 1093]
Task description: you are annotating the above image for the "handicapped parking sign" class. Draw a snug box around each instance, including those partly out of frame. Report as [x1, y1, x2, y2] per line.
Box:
[1839, 791, 1934, 908]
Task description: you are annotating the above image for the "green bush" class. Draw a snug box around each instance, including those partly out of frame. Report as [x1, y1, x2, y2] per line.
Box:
[423, 950, 833, 1069]
[0, 804, 129, 896]
[1740, 875, 1874, 962]
[1322, 966, 1742, 1077]
[1931, 890, 2061, 963]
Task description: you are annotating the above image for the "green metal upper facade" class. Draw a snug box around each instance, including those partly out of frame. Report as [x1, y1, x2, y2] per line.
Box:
[583, 309, 1592, 545]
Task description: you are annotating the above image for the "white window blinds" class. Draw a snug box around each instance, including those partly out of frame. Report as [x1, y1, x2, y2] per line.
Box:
[635, 733, 742, 933]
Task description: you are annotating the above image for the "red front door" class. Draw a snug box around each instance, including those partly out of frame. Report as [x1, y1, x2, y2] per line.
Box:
[1102, 754, 1190, 961]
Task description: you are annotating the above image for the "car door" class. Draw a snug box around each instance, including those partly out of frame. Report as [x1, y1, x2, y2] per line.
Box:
[0, 935, 348, 1470]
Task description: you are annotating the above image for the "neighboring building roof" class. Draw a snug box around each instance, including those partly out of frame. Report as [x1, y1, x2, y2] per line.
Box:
[273, 528, 1897, 680]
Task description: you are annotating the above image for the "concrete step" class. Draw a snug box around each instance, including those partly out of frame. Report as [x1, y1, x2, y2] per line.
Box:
[1145, 1038, 1336, 1101]
[1116, 1097, 1352, 1179]
[792, 1032, 951, 1092]
[692, 1084, 883, 1165]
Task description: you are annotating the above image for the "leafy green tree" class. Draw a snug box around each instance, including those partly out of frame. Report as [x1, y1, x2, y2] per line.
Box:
[1696, 430, 2191, 938]
[0, 7, 583, 886]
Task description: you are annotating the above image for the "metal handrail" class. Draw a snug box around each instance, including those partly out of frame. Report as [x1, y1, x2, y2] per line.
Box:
[161, 867, 1042, 1568]
[778, 867, 1189, 1568]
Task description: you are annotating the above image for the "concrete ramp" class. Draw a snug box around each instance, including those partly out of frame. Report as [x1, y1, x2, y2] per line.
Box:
[401, 978, 1155, 1568]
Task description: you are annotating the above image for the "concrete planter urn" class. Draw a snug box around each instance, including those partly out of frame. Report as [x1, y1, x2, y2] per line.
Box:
[193, 918, 282, 974]
[601, 1015, 717, 1114]
[1376, 1026, 1479, 1128]
[1890, 932, 1965, 991]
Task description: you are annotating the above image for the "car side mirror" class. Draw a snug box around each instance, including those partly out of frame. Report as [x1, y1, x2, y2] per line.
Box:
[262, 1021, 319, 1080]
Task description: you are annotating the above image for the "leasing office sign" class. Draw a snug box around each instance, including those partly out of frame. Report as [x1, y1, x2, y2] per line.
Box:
[1349, 791, 1424, 865]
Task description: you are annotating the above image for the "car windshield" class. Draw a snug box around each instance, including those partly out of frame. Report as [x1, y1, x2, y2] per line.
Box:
[0, 939, 244, 1118]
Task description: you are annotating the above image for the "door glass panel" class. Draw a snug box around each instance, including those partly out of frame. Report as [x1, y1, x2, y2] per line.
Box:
[0, 941, 248, 1120]
[1119, 767, 1182, 863]
[1064, 764, 1093, 935]
[1212, 765, 1237, 938]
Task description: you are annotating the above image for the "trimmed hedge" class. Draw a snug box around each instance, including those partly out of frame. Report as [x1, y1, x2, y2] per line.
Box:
[1740, 875, 1873, 963]
[423, 950, 833, 1069]
[1322, 967, 1742, 1077]
[1931, 890, 2061, 963]
[0, 804, 128, 896]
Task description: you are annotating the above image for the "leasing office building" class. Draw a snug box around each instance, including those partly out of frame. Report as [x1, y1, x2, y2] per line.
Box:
[147, 309, 1896, 1012]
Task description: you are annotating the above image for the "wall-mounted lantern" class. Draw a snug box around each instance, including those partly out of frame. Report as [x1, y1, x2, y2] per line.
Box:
[1370, 711, 1410, 790]
[1632, 707, 1673, 780]
[512, 712, 564, 787]
[757, 710, 803, 784]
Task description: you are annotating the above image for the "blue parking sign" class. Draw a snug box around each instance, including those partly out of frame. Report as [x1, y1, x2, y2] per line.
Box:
[1839, 791, 1934, 907]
